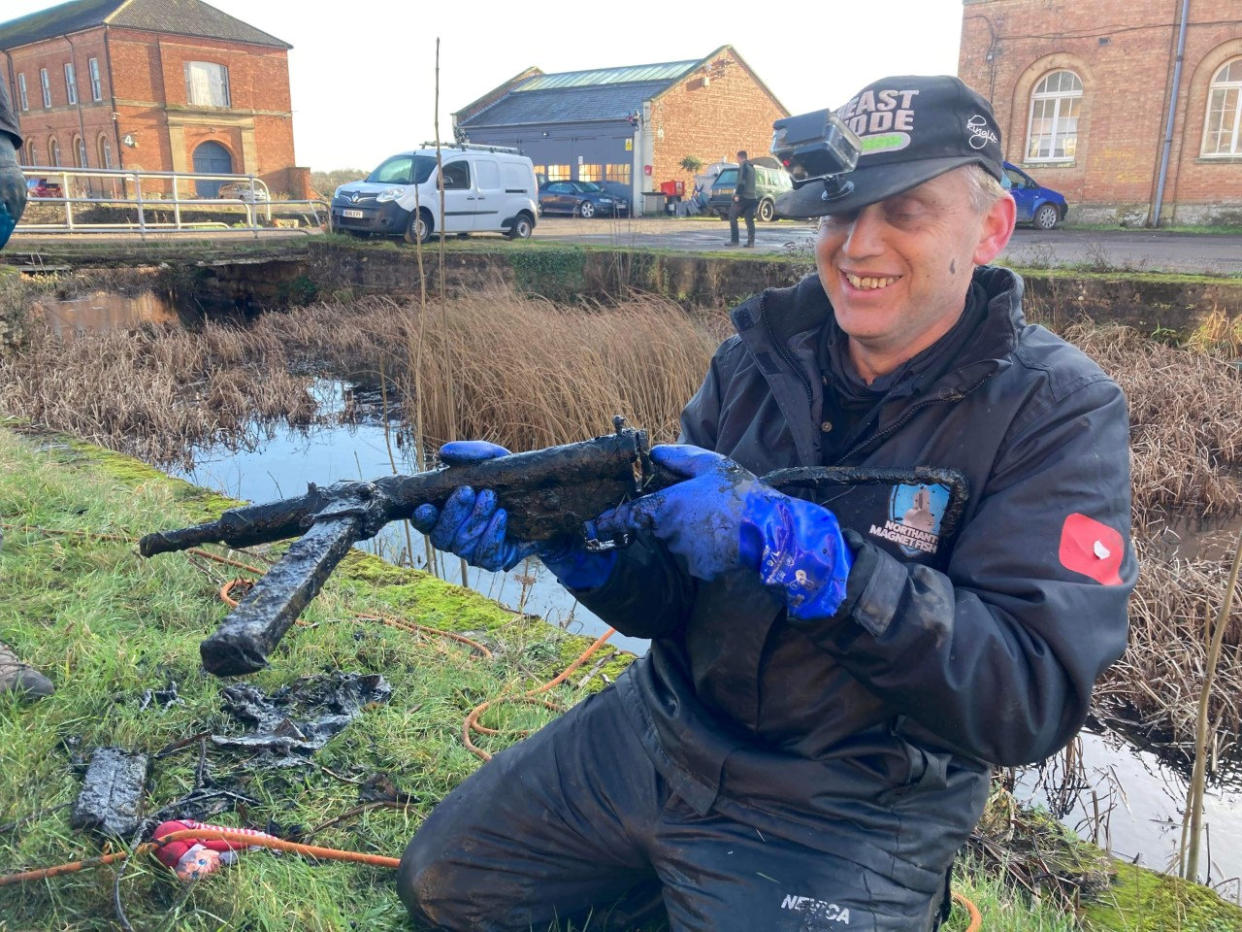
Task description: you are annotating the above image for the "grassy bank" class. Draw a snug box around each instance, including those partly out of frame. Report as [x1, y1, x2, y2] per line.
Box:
[4, 429, 1241, 929]
[0, 425, 625, 929]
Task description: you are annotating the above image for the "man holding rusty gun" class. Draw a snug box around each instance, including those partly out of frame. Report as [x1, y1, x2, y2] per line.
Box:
[398, 76, 1135, 930]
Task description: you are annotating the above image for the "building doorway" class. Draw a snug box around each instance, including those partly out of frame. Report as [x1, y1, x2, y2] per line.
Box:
[192, 141, 232, 197]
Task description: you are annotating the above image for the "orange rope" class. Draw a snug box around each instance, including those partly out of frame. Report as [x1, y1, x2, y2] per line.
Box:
[0, 828, 398, 887]
[463, 628, 616, 761]
[953, 890, 982, 931]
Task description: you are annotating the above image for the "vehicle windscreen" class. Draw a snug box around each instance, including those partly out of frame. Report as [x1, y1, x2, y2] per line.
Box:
[367, 155, 437, 185]
[577, 182, 603, 192]
[713, 169, 738, 188]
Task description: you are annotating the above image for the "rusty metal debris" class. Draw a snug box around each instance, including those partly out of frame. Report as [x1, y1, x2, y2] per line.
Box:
[210, 672, 392, 766]
[69, 748, 150, 838]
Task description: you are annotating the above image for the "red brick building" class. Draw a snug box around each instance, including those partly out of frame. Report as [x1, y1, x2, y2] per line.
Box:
[0, 0, 308, 196]
[959, 0, 1242, 225]
[456, 47, 788, 215]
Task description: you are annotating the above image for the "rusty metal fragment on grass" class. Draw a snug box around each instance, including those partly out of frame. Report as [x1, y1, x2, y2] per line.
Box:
[210, 672, 391, 766]
[70, 747, 150, 838]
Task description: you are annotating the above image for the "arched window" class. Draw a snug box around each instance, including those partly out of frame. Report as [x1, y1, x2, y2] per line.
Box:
[26, 140, 38, 166]
[98, 134, 113, 170]
[1026, 70, 1082, 162]
[49, 138, 61, 167]
[74, 135, 87, 168]
[1202, 58, 1242, 157]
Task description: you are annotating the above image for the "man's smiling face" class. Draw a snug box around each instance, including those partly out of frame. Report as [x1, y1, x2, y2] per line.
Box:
[815, 167, 1014, 382]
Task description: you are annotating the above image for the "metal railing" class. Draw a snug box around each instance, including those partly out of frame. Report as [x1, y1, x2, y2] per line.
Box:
[15, 166, 327, 236]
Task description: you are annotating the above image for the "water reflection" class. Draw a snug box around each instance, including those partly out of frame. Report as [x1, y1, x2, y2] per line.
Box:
[33, 290, 182, 334]
[1017, 728, 1242, 891]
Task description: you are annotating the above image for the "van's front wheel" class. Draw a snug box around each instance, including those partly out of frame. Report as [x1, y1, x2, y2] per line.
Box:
[757, 198, 776, 223]
[508, 212, 534, 239]
[404, 210, 433, 245]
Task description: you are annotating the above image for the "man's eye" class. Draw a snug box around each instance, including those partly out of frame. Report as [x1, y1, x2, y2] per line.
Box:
[820, 212, 857, 228]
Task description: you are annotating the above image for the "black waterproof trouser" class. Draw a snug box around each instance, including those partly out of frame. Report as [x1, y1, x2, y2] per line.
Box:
[397, 687, 950, 931]
[728, 197, 757, 244]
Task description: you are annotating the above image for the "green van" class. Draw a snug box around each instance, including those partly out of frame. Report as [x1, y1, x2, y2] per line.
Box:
[707, 156, 793, 222]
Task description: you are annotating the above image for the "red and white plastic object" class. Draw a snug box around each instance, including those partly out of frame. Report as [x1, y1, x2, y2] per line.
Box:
[152, 819, 276, 881]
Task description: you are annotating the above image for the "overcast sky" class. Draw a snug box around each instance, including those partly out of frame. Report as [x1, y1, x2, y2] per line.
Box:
[4, 0, 966, 171]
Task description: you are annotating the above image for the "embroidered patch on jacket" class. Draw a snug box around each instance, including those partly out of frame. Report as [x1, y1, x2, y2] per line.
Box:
[1059, 513, 1124, 585]
[868, 483, 950, 556]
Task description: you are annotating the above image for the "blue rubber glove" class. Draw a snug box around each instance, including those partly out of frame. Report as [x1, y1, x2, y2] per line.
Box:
[594, 445, 854, 620]
[0, 136, 26, 250]
[412, 441, 617, 588]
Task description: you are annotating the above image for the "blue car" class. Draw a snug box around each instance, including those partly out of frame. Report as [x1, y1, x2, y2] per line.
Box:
[538, 181, 629, 218]
[1003, 162, 1068, 230]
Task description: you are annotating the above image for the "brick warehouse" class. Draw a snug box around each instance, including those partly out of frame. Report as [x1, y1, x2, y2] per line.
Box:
[0, 0, 308, 197]
[959, 0, 1242, 225]
[455, 47, 788, 216]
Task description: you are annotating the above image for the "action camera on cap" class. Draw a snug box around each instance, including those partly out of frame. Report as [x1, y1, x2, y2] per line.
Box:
[770, 110, 862, 192]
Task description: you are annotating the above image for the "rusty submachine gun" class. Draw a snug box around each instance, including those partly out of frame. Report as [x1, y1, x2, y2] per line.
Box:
[140, 418, 674, 677]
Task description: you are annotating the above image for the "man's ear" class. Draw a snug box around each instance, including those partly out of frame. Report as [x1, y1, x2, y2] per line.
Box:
[973, 193, 1017, 266]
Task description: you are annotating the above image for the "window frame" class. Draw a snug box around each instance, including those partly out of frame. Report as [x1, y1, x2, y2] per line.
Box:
[98, 133, 113, 169]
[17, 73, 28, 111]
[1024, 70, 1082, 164]
[74, 135, 87, 168]
[64, 62, 78, 106]
[1201, 58, 1242, 158]
[604, 163, 631, 184]
[39, 67, 52, 108]
[49, 138, 61, 166]
[88, 57, 103, 102]
[184, 61, 231, 108]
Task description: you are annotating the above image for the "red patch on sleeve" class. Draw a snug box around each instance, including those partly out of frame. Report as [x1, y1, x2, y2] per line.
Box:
[1059, 513, 1124, 585]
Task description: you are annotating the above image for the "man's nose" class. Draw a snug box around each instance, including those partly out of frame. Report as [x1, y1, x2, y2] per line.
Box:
[841, 207, 885, 258]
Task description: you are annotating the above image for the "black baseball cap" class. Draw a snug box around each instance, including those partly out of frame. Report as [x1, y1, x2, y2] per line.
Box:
[775, 75, 1005, 219]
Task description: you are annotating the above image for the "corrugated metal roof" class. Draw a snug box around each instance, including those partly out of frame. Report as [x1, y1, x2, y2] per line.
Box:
[515, 60, 699, 92]
[461, 81, 672, 127]
[0, 0, 290, 51]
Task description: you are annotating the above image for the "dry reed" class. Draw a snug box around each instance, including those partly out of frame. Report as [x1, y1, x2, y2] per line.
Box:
[0, 286, 718, 465]
[4, 292, 1242, 768]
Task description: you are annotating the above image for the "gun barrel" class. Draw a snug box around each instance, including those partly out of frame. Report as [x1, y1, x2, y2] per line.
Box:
[139, 492, 322, 557]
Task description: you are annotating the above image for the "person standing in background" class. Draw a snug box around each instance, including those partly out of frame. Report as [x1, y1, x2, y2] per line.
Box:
[728, 149, 757, 247]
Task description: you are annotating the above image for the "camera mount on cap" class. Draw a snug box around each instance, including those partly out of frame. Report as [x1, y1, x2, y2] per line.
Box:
[770, 110, 862, 204]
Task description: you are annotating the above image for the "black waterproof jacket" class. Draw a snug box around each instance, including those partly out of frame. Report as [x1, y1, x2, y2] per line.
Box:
[576, 268, 1134, 890]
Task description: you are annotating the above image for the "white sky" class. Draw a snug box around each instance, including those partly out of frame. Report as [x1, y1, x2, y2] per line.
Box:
[4, 0, 966, 171]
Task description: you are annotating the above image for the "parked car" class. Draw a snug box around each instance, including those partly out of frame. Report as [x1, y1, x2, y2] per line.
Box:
[331, 145, 538, 243]
[26, 178, 63, 199]
[1003, 162, 1068, 230]
[217, 181, 270, 202]
[707, 156, 792, 222]
[538, 181, 629, 218]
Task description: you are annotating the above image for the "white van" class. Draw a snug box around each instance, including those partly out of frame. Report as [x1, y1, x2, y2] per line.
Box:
[329, 144, 539, 243]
